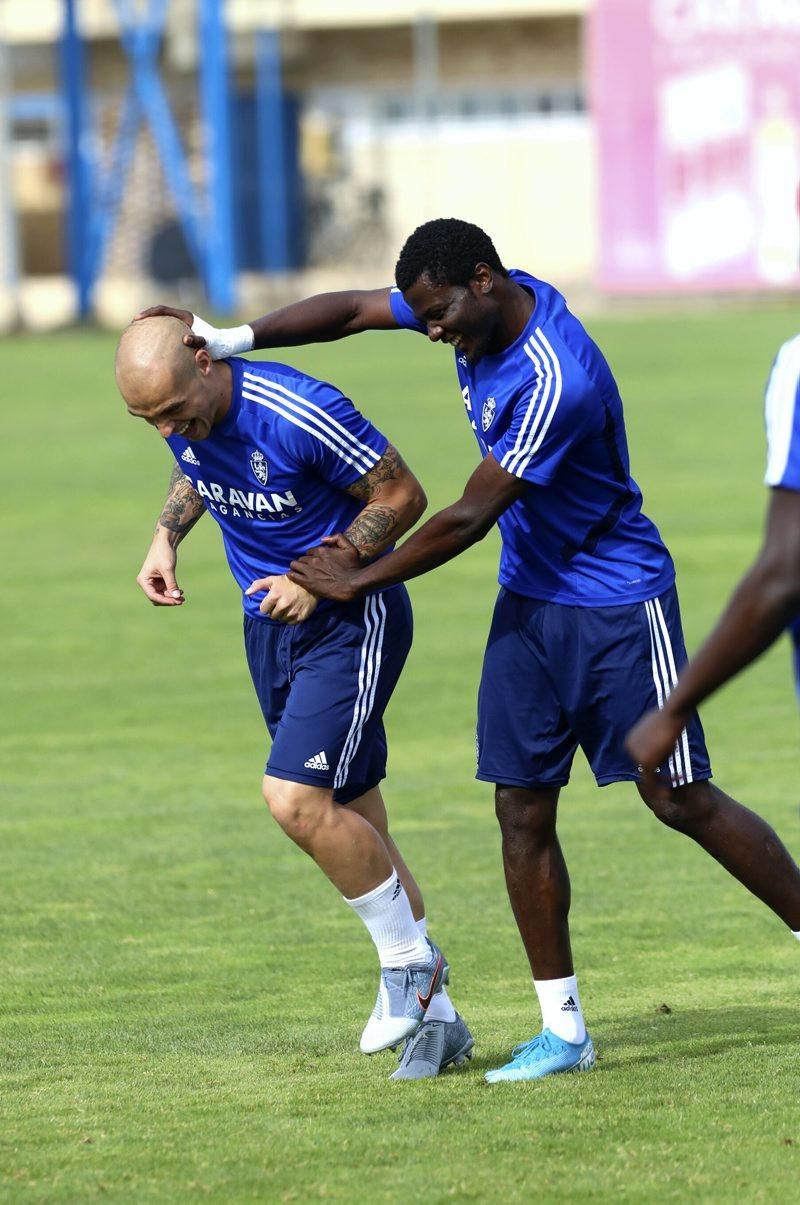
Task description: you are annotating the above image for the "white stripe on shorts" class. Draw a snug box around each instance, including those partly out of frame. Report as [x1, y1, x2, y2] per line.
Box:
[644, 597, 693, 787]
[334, 593, 387, 790]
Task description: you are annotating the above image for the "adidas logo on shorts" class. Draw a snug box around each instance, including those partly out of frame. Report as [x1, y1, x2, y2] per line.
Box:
[304, 751, 329, 771]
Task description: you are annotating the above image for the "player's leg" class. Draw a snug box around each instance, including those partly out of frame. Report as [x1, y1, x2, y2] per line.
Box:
[494, 783, 573, 980]
[476, 589, 595, 1082]
[638, 779, 800, 931]
[613, 586, 800, 935]
[351, 785, 472, 1079]
[262, 774, 392, 897]
[262, 774, 445, 1052]
[349, 785, 424, 919]
[344, 776, 469, 1070]
[244, 594, 445, 1052]
[484, 781, 594, 1082]
[318, 592, 455, 1055]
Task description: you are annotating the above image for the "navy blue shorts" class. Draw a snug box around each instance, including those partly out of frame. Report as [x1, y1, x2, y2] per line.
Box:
[476, 585, 712, 790]
[244, 585, 412, 805]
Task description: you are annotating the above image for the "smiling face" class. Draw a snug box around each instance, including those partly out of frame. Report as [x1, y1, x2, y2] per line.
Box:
[403, 264, 501, 364]
[115, 317, 228, 441]
[125, 373, 218, 442]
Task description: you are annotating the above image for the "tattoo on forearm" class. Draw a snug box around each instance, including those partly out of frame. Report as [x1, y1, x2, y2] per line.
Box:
[345, 505, 399, 560]
[347, 444, 406, 502]
[156, 464, 206, 541]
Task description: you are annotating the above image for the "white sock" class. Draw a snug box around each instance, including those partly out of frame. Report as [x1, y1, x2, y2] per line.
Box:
[534, 974, 587, 1044]
[793, 930, 800, 942]
[415, 918, 456, 1022]
[344, 871, 430, 968]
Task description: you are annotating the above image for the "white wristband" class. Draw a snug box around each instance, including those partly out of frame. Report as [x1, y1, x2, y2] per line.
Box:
[191, 315, 254, 359]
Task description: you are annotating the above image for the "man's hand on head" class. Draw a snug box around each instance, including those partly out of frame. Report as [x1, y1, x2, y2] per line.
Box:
[134, 305, 206, 348]
[133, 307, 254, 360]
[288, 534, 363, 602]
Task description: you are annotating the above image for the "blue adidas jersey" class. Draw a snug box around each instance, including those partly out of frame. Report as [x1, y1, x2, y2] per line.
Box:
[390, 269, 674, 605]
[764, 334, 800, 491]
[166, 357, 388, 620]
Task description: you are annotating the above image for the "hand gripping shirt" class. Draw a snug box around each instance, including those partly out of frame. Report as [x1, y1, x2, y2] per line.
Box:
[764, 334, 800, 491]
[166, 357, 388, 620]
[390, 269, 674, 606]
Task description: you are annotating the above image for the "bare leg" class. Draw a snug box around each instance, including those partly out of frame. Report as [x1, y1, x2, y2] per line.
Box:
[349, 786, 425, 919]
[639, 779, 800, 929]
[495, 784, 574, 979]
[262, 774, 391, 898]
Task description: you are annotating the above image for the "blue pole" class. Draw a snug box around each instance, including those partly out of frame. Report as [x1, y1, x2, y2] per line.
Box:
[255, 29, 290, 271]
[198, 0, 235, 312]
[60, 0, 92, 317]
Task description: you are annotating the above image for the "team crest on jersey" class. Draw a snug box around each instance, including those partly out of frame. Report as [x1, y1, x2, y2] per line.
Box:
[481, 397, 496, 431]
[250, 449, 269, 485]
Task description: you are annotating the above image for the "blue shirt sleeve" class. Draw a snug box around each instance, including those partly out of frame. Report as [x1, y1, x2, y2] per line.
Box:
[275, 374, 389, 489]
[389, 287, 427, 334]
[764, 335, 800, 491]
[491, 347, 596, 485]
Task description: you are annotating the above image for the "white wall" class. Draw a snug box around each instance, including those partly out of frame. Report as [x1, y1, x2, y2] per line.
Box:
[345, 114, 596, 282]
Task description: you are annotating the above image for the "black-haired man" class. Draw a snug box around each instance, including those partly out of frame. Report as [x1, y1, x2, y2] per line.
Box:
[138, 218, 800, 1082]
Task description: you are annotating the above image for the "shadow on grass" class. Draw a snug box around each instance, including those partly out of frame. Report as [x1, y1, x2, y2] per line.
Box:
[464, 1005, 797, 1076]
[597, 1004, 797, 1069]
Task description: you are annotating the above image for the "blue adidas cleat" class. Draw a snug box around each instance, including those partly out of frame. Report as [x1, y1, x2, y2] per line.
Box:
[484, 1027, 596, 1083]
[390, 1012, 475, 1080]
[360, 939, 448, 1055]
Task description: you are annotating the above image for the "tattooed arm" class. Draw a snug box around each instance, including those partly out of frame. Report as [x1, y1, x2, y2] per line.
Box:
[136, 464, 206, 606]
[343, 444, 427, 562]
[244, 444, 426, 623]
[156, 463, 206, 545]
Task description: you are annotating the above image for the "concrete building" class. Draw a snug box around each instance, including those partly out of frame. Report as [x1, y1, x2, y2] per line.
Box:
[1, 0, 592, 325]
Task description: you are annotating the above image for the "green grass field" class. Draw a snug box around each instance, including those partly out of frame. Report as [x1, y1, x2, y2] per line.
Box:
[3, 303, 800, 1201]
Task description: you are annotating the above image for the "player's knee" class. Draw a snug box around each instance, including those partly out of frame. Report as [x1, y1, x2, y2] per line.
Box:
[261, 776, 328, 847]
[495, 784, 559, 845]
[638, 780, 717, 832]
[640, 790, 685, 830]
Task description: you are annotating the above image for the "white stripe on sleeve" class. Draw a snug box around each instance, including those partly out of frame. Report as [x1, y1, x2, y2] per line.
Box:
[243, 372, 382, 476]
[500, 328, 563, 478]
[764, 335, 800, 487]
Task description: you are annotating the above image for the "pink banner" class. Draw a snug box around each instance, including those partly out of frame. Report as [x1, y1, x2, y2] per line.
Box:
[590, 0, 800, 290]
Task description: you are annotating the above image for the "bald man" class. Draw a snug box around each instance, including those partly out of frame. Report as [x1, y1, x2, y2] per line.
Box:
[116, 317, 474, 1078]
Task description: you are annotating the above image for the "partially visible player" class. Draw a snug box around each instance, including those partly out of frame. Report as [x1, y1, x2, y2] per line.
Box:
[115, 315, 473, 1077]
[627, 333, 800, 815]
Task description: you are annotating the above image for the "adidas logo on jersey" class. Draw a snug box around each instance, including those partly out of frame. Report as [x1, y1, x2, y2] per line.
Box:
[181, 446, 200, 465]
[303, 751, 329, 771]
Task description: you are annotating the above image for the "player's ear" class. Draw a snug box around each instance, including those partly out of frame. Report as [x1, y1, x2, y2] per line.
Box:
[195, 347, 212, 374]
[472, 263, 493, 295]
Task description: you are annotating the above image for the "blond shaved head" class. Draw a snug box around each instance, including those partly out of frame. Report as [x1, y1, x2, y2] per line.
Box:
[115, 316, 197, 412]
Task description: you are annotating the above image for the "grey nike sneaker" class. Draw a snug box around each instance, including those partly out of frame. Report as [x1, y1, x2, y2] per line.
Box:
[390, 1013, 475, 1080]
[360, 939, 448, 1055]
